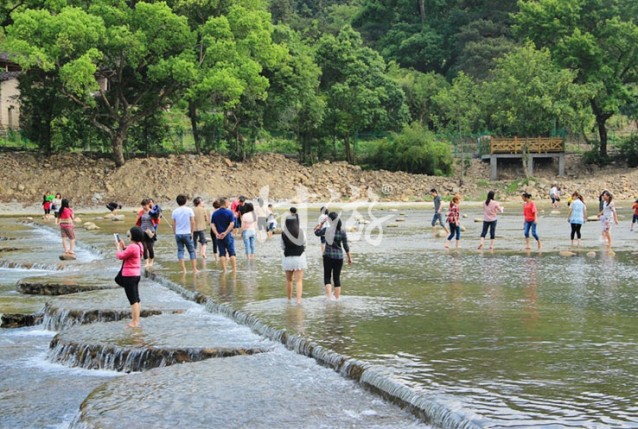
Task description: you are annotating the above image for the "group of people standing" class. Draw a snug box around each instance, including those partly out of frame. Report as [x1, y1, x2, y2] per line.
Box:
[436, 188, 622, 251]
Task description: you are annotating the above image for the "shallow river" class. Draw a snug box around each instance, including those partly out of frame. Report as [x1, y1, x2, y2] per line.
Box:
[2, 201, 638, 428]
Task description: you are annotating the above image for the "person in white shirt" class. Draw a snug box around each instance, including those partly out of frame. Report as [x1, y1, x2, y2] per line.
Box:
[171, 194, 198, 274]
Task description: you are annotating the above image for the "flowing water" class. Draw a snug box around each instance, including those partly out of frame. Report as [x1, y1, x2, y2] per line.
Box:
[2, 203, 638, 428]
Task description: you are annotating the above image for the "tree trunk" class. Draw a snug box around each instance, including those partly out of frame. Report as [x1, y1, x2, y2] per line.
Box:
[112, 128, 128, 167]
[591, 100, 612, 158]
[418, 0, 425, 23]
[344, 138, 353, 164]
[188, 101, 202, 154]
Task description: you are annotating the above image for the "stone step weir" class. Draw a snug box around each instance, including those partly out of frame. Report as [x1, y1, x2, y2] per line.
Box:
[0, 259, 65, 271]
[17, 277, 118, 296]
[42, 303, 169, 331]
[0, 313, 43, 328]
[48, 313, 272, 373]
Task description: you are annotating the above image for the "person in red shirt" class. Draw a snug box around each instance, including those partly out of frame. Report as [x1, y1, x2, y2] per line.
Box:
[522, 193, 541, 250]
[631, 199, 638, 231]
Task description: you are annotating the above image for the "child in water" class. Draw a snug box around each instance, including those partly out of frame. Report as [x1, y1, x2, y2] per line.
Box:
[444, 195, 461, 249]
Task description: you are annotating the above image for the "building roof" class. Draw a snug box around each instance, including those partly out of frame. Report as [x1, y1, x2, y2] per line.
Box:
[0, 71, 21, 82]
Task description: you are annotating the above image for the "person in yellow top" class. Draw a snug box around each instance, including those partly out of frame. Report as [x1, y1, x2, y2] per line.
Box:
[192, 197, 210, 258]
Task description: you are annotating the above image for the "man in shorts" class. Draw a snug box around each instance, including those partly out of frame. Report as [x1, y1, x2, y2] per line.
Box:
[211, 197, 237, 272]
[171, 194, 198, 274]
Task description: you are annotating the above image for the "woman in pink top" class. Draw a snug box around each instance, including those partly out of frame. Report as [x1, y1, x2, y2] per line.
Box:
[241, 202, 257, 260]
[478, 191, 503, 250]
[56, 199, 75, 255]
[116, 227, 144, 328]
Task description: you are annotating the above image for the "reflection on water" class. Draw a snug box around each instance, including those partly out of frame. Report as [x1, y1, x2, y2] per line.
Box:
[163, 207, 638, 427]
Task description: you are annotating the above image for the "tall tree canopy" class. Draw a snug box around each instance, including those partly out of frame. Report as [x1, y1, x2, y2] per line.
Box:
[515, 0, 638, 157]
[5, 0, 197, 166]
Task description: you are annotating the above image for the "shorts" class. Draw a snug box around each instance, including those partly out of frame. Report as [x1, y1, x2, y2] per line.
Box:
[120, 275, 141, 305]
[193, 230, 207, 245]
[633, 214, 638, 224]
[218, 234, 236, 257]
[60, 226, 75, 240]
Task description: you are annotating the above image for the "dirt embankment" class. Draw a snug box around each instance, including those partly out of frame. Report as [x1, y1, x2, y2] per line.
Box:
[0, 152, 636, 211]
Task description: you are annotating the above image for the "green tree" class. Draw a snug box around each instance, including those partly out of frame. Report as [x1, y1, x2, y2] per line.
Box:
[5, 1, 196, 166]
[316, 26, 409, 163]
[515, 0, 638, 157]
[174, 0, 286, 158]
[480, 43, 586, 137]
[263, 25, 324, 163]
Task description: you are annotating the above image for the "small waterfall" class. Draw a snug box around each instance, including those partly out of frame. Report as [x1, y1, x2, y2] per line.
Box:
[41, 303, 165, 331]
[17, 279, 117, 296]
[0, 259, 65, 271]
[148, 273, 482, 429]
[48, 336, 267, 373]
[360, 369, 483, 429]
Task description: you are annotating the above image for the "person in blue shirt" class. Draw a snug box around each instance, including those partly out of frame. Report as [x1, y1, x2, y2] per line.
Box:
[211, 197, 237, 272]
[567, 191, 587, 247]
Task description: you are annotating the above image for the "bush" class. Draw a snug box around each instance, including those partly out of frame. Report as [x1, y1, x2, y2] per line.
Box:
[582, 143, 610, 166]
[619, 134, 638, 167]
[364, 123, 453, 175]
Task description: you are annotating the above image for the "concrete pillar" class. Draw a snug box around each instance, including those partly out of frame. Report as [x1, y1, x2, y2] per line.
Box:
[558, 154, 565, 176]
[490, 155, 497, 180]
[527, 156, 534, 177]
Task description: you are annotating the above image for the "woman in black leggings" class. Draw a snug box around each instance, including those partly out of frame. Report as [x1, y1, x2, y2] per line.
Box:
[314, 212, 353, 300]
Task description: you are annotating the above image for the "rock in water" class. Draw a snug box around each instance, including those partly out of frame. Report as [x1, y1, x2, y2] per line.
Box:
[59, 254, 76, 261]
[586, 251, 597, 258]
[474, 218, 482, 223]
[587, 215, 599, 221]
[559, 250, 576, 257]
[112, 215, 125, 221]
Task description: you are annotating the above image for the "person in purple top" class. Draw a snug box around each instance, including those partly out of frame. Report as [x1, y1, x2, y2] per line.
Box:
[211, 197, 237, 272]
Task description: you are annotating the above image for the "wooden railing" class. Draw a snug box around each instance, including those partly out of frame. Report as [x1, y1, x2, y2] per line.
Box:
[479, 137, 564, 155]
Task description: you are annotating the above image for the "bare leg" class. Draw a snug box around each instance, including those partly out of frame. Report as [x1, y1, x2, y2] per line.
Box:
[525, 238, 531, 250]
[69, 239, 75, 254]
[61, 237, 68, 254]
[537, 239, 542, 250]
[179, 259, 187, 274]
[478, 237, 484, 250]
[295, 270, 304, 304]
[201, 244, 207, 258]
[455, 239, 460, 249]
[489, 239, 495, 250]
[128, 302, 141, 327]
[334, 286, 341, 300]
[444, 239, 450, 249]
[285, 271, 293, 300]
[220, 256, 227, 272]
[191, 258, 199, 274]
[325, 284, 333, 300]
[230, 256, 236, 272]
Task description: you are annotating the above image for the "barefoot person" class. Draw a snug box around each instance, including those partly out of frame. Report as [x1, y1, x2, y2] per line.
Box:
[171, 194, 198, 274]
[241, 202, 257, 260]
[522, 193, 542, 250]
[211, 197, 237, 272]
[598, 190, 619, 248]
[431, 188, 449, 234]
[115, 227, 144, 328]
[568, 192, 586, 246]
[56, 198, 75, 255]
[192, 197, 209, 259]
[445, 195, 461, 249]
[136, 199, 156, 268]
[478, 191, 503, 250]
[315, 212, 352, 300]
[282, 210, 307, 304]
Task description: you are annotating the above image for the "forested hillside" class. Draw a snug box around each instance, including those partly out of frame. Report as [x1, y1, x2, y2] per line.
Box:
[1, 0, 636, 172]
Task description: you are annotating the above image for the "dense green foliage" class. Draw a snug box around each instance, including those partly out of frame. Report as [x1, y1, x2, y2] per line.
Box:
[0, 0, 636, 172]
